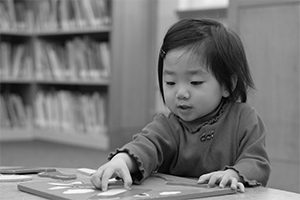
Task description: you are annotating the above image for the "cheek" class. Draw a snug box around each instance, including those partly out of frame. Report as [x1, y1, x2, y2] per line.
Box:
[163, 87, 175, 105]
[163, 84, 172, 96]
[163, 89, 172, 102]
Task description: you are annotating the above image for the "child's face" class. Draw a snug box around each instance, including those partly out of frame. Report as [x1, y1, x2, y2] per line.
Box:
[163, 48, 229, 121]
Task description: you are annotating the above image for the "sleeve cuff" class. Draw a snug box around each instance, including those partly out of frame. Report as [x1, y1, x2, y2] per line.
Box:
[224, 166, 261, 187]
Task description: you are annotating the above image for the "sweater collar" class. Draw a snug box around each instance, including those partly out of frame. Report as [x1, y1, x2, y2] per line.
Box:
[176, 99, 228, 133]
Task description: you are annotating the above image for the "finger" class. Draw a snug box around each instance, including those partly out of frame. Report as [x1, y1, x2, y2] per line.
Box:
[101, 168, 114, 191]
[219, 174, 230, 188]
[208, 173, 221, 187]
[90, 174, 101, 189]
[90, 168, 104, 189]
[118, 168, 133, 190]
[198, 173, 212, 184]
[230, 178, 238, 191]
[237, 182, 245, 193]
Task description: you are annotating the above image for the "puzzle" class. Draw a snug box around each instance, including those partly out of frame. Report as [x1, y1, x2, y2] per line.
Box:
[18, 173, 236, 200]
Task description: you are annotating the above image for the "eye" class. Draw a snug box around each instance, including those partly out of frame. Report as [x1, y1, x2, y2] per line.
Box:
[190, 81, 204, 85]
[165, 81, 175, 86]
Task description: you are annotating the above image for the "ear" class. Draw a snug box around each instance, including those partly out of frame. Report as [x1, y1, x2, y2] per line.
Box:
[222, 87, 230, 98]
[222, 75, 238, 98]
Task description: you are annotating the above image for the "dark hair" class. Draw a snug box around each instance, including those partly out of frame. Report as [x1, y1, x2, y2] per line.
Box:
[158, 18, 254, 103]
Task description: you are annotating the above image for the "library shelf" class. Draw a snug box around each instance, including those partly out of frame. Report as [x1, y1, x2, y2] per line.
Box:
[0, 27, 110, 37]
[0, 0, 112, 152]
[0, 128, 109, 150]
[0, 78, 34, 84]
[35, 26, 111, 36]
[0, 78, 110, 85]
[0, 31, 32, 37]
[34, 79, 110, 86]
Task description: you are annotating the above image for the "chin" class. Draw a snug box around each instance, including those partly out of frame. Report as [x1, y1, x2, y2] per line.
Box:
[177, 114, 196, 122]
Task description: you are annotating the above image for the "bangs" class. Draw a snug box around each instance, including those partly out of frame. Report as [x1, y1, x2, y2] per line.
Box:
[187, 39, 214, 73]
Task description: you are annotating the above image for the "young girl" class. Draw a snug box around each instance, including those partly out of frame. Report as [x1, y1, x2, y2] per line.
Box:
[91, 19, 270, 192]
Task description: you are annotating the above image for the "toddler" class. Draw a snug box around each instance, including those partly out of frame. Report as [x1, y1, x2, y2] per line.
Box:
[91, 18, 271, 193]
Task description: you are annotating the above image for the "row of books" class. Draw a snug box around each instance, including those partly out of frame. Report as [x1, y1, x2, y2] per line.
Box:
[0, 91, 107, 134]
[0, 38, 110, 80]
[0, 42, 32, 79]
[0, 94, 32, 128]
[0, 0, 110, 31]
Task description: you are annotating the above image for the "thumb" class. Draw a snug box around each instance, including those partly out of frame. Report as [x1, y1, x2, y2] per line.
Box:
[198, 173, 211, 184]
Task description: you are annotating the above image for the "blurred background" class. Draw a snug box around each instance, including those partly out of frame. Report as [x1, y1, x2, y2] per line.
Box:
[0, 0, 299, 193]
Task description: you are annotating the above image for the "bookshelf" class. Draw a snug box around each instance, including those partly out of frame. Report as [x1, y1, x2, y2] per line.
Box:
[0, 0, 159, 168]
[0, 0, 111, 150]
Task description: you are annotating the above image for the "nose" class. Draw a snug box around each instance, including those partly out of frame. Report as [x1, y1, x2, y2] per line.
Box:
[176, 85, 190, 100]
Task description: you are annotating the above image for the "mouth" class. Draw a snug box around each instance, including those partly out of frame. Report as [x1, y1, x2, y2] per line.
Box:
[177, 105, 192, 110]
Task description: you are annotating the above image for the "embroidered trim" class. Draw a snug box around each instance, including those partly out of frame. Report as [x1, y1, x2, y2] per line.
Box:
[200, 130, 214, 142]
[192, 100, 227, 134]
[176, 100, 228, 134]
[224, 166, 261, 187]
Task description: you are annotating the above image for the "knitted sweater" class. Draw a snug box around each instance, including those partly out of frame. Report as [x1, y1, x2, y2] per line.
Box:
[109, 101, 271, 186]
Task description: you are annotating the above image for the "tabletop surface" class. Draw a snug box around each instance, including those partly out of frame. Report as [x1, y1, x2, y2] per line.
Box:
[1, 167, 300, 200]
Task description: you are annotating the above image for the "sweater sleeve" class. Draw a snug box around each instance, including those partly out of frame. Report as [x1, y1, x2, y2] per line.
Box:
[108, 114, 177, 184]
[226, 107, 271, 186]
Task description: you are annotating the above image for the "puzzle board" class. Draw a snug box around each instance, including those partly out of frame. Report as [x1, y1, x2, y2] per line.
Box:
[18, 174, 236, 200]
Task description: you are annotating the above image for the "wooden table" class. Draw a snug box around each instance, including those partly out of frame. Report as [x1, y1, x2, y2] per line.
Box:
[1, 168, 300, 200]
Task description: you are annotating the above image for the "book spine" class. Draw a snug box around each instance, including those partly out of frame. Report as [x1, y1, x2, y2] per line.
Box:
[32, 90, 107, 135]
[0, 94, 32, 129]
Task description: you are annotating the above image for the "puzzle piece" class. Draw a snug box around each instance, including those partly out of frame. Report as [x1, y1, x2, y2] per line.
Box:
[0, 175, 32, 182]
[77, 168, 96, 176]
[0, 167, 56, 175]
[38, 171, 77, 180]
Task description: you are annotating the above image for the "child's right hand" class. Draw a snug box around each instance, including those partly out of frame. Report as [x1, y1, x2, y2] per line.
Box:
[90, 153, 134, 191]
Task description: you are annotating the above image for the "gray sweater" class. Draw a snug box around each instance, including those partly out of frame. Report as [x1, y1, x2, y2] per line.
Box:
[109, 101, 271, 186]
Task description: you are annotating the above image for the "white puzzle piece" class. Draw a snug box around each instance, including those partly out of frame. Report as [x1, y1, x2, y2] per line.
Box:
[97, 188, 127, 196]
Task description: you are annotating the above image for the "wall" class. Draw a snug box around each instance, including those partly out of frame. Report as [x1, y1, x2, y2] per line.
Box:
[229, 0, 300, 193]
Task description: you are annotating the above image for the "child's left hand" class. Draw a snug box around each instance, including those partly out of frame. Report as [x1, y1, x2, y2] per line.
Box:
[197, 169, 245, 192]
